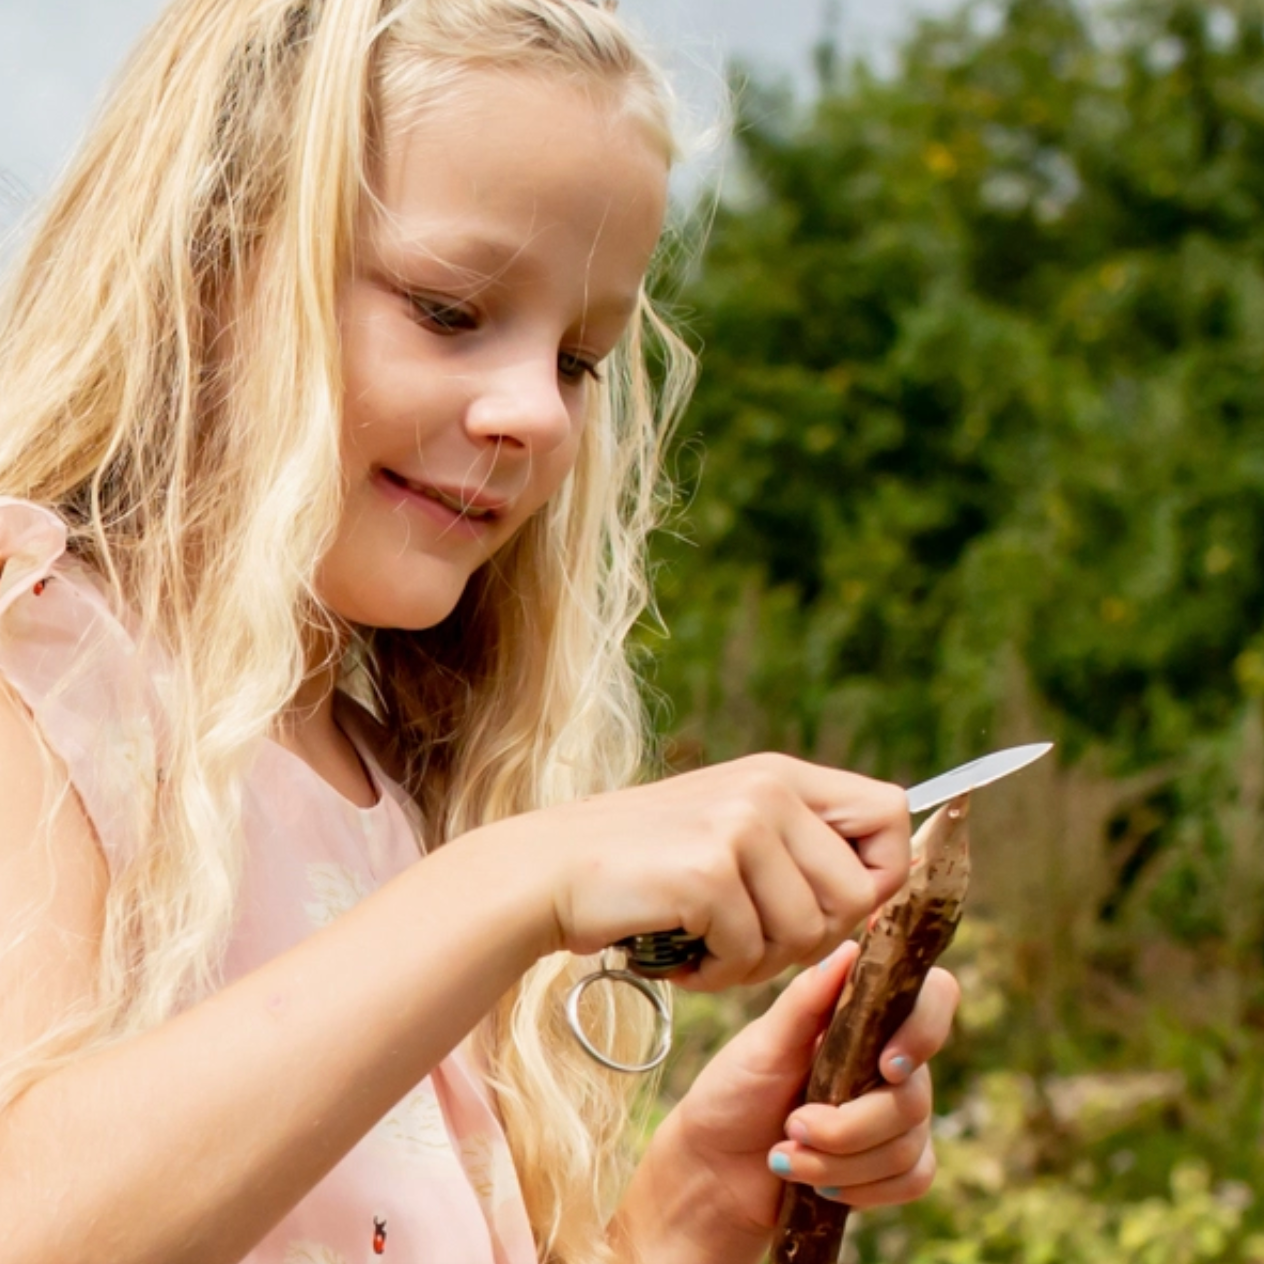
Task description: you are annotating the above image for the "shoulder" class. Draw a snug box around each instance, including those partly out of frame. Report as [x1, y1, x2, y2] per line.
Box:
[0, 497, 161, 876]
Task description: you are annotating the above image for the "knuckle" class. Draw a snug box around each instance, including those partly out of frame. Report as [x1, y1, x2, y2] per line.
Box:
[742, 750, 795, 776]
[704, 796, 764, 849]
[786, 909, 828, 958]
[683, 845, 738, 890]
[879, 778, 911, 819]
[734, 754, 797, 802]
[745, 775, 792, 816]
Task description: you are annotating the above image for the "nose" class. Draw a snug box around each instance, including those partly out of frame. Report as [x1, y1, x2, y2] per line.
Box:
[463, 350, 576, 456]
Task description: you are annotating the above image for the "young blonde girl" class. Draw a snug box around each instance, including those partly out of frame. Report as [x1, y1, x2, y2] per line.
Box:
[0, 1, 957, 1260]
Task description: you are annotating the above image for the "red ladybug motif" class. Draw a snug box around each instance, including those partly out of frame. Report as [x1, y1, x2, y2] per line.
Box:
[32, 579, 47, 596]
[373, 1216, 387, 1255]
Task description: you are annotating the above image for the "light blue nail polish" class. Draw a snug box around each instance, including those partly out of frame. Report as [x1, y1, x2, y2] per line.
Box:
[769, 1152, 794, 1177]
[818, 1186, 842, 1199]
[890, 1055, 914, 1078]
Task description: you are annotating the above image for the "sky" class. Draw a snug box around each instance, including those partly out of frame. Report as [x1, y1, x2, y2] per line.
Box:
[0, 0, 963, 222]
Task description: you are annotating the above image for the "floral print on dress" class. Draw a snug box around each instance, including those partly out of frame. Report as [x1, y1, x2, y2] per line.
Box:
[0, 497, 539, 1264]
[98, 714, 158, 803]
[374, 1079, 453, 1168]
[283, 1244, 347, 1264]
[303, 862, 371, 929]
[459, 1131, 522, 1216]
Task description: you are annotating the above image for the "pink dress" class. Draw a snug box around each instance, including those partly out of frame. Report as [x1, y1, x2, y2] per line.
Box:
[0, 498, 539, 1264]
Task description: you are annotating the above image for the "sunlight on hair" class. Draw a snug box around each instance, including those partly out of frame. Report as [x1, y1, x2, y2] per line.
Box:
[0, 3, 698, 1261]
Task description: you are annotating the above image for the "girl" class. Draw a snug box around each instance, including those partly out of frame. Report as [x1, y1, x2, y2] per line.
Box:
[0, 2, 958, 1262]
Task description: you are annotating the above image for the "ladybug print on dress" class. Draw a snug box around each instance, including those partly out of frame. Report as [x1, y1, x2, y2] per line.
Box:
[372, 1216, 387, 1255]
[32, 579, 47, 596]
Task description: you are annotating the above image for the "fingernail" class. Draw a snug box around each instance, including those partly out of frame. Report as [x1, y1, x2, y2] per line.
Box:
[786, 1119, 809, 1144]
[817, 1186, 842, 1200]
[888, 1054, 914, 1080]
[769, 1152, 794, 1177]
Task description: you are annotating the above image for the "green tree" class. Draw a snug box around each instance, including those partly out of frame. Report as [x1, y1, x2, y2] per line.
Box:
[649, 0, 1264, 1253]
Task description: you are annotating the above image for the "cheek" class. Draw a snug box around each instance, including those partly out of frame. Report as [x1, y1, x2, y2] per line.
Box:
[523, 424, 585, 517]
[338, 300, 434, 454]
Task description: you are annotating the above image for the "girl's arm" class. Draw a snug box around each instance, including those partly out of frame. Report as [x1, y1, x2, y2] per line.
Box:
[0, 690, 555, 1264]
[0, 688, 911, 1264]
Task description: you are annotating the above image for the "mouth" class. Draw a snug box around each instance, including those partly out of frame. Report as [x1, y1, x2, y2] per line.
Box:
[377, 469, 504, 522]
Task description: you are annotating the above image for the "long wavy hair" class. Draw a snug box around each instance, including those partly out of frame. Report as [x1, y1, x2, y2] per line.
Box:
[0, 1, 697, 1259]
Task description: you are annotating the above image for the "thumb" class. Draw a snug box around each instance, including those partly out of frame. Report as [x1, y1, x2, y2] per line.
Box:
[738, 941, 860, 1073]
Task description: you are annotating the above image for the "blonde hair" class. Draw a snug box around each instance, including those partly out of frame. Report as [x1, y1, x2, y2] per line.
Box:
[0, 1, 697, 1260]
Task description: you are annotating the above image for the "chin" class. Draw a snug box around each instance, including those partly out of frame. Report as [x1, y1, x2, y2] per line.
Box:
[351, 593, 464, 632]
[319, 573, 469, 632]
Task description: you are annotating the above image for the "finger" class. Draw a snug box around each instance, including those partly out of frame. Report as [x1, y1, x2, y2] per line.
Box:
[713, 941, 862, 1072]
[769, 1119, 932, 1189]
[779, 804, 897, 940]
[814, 1143, 938, 1209]
[880, 967, 960, 1082]
[781, 759, 908, 840]
[784, 1067, 933, 1156]
[735, 841, 834, 982]
[723, 756, 911, 910]
[805, 772, 910, 907]
[676, 875, 767, 992]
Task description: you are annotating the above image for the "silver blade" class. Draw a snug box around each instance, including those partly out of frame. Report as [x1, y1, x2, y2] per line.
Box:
[906, 742, 1053, 815]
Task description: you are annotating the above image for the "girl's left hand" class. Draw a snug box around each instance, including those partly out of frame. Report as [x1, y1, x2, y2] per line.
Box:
[627, 945, 959, 1256]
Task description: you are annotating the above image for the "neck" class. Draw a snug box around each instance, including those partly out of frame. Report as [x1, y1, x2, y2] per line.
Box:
[282, 617, 346, 746]
[275, 627, 379, 809]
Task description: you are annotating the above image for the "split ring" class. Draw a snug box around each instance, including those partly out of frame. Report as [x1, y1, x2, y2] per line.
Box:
[565, 961, 673, 1074]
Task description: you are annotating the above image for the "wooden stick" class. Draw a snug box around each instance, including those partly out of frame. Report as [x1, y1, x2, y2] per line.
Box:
[770, 794, 972, 1264]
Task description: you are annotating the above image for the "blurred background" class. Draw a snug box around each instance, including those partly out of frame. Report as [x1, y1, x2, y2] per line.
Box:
[648, 3, 1264, 1261]
[5, 1, 1264, 1260]
[0, 0, 956, 217]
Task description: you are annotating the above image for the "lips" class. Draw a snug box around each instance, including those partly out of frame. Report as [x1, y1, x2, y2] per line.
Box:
[378, 468, 506, 521]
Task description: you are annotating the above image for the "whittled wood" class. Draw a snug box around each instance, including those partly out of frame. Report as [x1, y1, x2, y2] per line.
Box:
[770, 794, 972, 1264]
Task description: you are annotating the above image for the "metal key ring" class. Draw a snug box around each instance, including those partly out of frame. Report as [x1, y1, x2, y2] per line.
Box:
[565, 954, 673, 1074]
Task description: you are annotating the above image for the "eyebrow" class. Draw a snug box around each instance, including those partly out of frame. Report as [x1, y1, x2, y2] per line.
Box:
[375, 228, 643, 323]
[380, 227, 537, 287]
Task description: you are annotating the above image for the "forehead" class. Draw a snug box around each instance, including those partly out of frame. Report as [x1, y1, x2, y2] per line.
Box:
[365, 71, 669, 304]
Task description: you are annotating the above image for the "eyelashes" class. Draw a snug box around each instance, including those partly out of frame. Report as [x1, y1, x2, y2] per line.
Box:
[406, 292, 604, 384]
[408, 294, 478, 334]
[557, 352, 603, 384]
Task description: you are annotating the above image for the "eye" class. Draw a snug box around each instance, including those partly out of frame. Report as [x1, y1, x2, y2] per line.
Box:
[409, 294, 478, 334]
[558, 351, 603, 385]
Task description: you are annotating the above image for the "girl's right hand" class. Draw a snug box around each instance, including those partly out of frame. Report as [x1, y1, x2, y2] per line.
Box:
[487, 753, 911, 990]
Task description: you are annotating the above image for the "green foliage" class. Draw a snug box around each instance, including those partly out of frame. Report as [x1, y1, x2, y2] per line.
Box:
[646, 0, 1264, 1256]
[659, 0, 1264, 775]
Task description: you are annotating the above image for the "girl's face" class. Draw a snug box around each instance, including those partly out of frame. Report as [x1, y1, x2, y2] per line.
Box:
[319, 72, 669, 629]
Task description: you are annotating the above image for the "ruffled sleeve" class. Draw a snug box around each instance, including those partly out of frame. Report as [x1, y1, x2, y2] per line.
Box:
[0, 496, 162, 877]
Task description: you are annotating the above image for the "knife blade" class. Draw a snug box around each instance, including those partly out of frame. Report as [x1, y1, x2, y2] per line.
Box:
[905, 741, 1053, 814]
[616, 742, 1053, 977]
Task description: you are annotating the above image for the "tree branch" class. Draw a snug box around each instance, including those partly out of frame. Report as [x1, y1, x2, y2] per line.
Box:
[771, 794, 972, 1264]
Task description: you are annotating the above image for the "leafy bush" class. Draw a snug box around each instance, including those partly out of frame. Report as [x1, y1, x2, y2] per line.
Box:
[648, 1, 1264, 1256]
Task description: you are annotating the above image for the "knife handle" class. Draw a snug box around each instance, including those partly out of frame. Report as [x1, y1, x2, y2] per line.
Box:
[615, 929, 706, 976]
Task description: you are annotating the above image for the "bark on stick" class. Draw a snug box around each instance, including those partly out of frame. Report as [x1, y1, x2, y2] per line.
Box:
[770, 794, 972, 1264]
